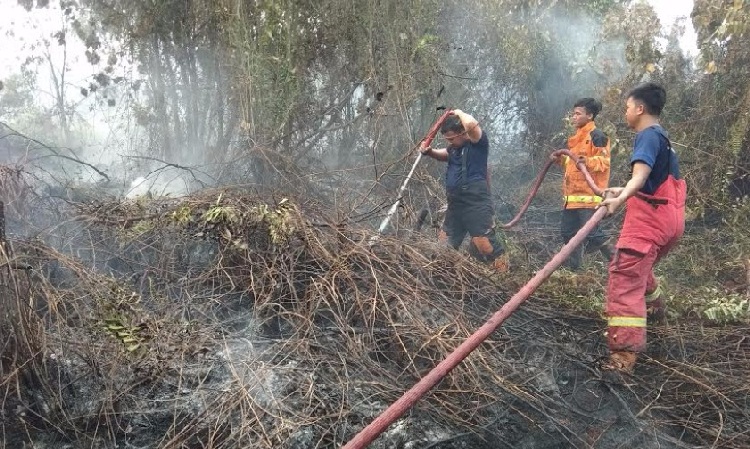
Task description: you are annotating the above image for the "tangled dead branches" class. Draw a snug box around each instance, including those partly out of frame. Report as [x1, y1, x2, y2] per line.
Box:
[0, 189, 748, 448]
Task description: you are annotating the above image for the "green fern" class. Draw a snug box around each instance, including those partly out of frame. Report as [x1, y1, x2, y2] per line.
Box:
[702, 290, 750, 323]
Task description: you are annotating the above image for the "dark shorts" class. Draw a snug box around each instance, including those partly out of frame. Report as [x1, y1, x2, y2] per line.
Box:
[560, 207, 612, 269]
[560, 208, 608, 247]
[442, 181, 502, 256]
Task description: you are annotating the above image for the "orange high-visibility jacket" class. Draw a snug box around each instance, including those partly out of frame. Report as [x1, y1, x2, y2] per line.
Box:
[561, 121, 610, 209]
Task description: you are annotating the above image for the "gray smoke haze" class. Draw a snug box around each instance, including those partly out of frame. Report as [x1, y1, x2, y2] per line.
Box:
[1, 0, 677, 233]
[0, 0, 229, 202]
[434, 2, 632, 165]
[543, 6, 630, 87]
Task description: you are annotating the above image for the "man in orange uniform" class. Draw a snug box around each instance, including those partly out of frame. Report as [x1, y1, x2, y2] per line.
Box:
[599, 83, 686, 373]
[551, 98, 612, 270]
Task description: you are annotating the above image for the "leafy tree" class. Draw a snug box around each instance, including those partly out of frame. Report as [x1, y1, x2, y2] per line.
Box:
[0, 74, 35, 117]
[691, 0, 750, 200]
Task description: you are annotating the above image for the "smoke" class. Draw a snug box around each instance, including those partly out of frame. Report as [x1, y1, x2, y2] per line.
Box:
[541, 6, 630, 88]
[124, 171, 192, 199]
[432, 1, 632, 165]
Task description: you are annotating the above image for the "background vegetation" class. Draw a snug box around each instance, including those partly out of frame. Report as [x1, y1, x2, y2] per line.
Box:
[1, 0, 749, 447]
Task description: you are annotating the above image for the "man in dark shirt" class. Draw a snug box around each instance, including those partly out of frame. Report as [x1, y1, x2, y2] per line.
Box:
[599, 83, 686, 373]
[419, 109, 508, 272]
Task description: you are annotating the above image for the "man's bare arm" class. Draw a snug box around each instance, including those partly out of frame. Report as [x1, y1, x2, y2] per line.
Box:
[600, 162, 652, 214]
[420, 146, 449, 161]
[453, 109, 482, 143]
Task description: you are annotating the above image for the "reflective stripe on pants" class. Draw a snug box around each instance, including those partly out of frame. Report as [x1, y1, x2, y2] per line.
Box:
[608, 316, 647, 327]
[606, 247, 659, 352]
[564, 195, 602, 204]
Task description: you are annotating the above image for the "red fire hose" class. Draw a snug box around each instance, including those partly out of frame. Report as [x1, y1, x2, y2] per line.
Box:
[500, 150, 603, 228]
[422, 108, 454, 148]
[344, 154, 609, 449]
[371, 109, 453, 242]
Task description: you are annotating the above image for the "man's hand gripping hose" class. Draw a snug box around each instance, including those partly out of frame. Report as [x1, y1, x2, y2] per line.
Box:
[368, 109, 453, 245]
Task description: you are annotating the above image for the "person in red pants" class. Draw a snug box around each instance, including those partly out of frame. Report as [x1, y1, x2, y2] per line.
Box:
[599, 83, 686, 373]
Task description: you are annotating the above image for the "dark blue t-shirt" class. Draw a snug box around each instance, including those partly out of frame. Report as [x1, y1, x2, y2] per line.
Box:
[445, 131, 489, 189]
[631, 125, 680, 195]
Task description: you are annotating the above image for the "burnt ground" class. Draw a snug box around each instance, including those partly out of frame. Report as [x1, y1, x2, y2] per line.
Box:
[1, 190, 748, 449]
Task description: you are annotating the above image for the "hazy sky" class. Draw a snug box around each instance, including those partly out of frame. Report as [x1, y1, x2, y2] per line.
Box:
[0, 1, 91, 91]
[647, 0, 698, 55]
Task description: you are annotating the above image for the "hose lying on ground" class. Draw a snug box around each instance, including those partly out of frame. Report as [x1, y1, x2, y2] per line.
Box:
[344, 153, 608, 449]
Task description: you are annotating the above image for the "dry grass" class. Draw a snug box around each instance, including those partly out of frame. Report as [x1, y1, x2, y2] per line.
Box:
[0, 183, 748, 448]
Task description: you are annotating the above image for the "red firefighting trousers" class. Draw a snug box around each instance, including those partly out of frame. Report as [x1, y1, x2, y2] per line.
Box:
[606, 175, 686, 352]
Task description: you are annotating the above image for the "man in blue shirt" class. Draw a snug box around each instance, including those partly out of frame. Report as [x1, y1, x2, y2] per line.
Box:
[599, 83, 687, 373]
[419, 109, 508, 272]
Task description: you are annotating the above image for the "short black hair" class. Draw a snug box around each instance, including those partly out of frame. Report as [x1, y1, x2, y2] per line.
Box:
[627, 83, 667, 116]
[573, 97, 602, 118]
[440, 115, 464, 134]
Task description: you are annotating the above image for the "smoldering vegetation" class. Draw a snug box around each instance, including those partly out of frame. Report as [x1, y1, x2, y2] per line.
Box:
[2, 0, 750, 447]
[1, 155, 749, 448]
